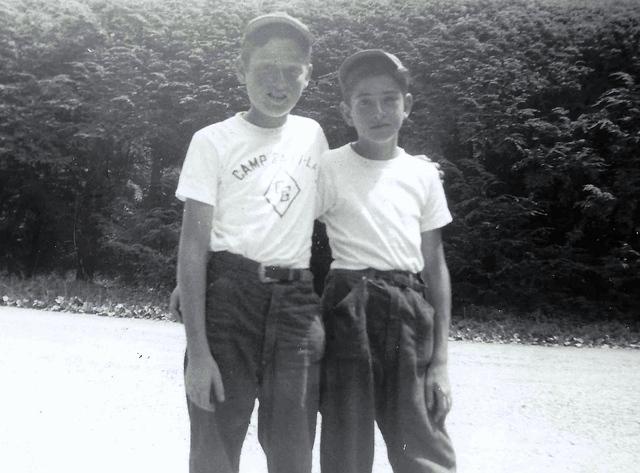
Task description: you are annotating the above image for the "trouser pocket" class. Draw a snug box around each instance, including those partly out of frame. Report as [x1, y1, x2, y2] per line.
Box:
[401, 286, 435, 367]
[323, 275, 371, 360]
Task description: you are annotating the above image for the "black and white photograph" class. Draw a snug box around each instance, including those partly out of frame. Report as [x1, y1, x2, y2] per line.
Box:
[1, 1, 639, 472]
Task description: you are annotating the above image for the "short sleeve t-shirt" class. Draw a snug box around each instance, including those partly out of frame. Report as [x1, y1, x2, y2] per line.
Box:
[316, 144, 452, 273]
[176, 113, 328, 268]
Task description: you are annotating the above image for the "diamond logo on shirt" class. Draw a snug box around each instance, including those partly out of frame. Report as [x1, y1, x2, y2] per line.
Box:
[264, 170, 300, 217]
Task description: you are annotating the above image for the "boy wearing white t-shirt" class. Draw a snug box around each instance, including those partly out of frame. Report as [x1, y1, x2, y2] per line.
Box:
[175, 13, 328, 473]
[317, 50, 456, 473]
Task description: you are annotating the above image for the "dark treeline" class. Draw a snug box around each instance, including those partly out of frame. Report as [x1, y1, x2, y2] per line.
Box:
[1, 0, 639, 317]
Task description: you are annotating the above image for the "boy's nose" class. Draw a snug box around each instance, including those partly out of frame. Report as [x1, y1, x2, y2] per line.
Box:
[373, 101, 385, 117]
[270, 67, 287, 86]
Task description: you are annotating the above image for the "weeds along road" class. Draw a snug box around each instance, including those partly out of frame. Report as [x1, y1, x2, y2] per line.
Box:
[1, 306, 639, 473]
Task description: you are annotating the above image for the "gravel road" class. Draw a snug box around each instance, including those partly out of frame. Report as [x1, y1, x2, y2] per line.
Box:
[1, 307, 638, 473]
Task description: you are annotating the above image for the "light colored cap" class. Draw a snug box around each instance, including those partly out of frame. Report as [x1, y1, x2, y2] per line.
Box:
[244, 12, 313, 47]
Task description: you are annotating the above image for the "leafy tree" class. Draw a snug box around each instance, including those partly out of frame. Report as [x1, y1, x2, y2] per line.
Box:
[1, 0, 638, 314]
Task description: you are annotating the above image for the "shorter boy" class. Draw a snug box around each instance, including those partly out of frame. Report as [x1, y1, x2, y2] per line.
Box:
[316, 50, 457, 473]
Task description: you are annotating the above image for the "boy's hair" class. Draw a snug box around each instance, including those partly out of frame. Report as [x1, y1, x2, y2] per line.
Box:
[339, 49, 411, 100]
[241, 12, 313, 64]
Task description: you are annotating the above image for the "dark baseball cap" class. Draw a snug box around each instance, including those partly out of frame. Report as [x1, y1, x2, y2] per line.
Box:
[243, 12, 313, 48]
[338, 49, 411, 95]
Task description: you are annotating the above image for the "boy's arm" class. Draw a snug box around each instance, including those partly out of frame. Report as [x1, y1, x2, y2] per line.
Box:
[178, 198, 225, 411]
[420, 227, 452, 424]
[169, 286, 182, 322]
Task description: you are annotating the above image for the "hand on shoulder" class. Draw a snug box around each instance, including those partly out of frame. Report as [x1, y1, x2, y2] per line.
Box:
[415, 154, 445, 183]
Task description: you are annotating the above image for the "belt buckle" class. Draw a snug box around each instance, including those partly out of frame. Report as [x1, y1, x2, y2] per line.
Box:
[258, 264, 278, 283]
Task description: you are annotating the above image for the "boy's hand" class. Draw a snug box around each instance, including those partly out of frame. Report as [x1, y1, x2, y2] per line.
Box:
[416, 155, 445, 182]
[169, 286, 182, 322]
[434, 161, 445, 183]
[185, 352, 225, 411]
[426, 362, 452, 425]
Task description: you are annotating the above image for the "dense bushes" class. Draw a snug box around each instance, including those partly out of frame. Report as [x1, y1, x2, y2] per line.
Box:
[1, 0, 639, 316]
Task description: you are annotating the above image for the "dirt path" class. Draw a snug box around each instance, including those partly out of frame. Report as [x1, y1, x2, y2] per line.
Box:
[1, 307, 638, 473]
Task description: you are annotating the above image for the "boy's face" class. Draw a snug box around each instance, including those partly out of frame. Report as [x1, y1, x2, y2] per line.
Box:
[237, 37, 311, 127]
[341, 74, 412, 143]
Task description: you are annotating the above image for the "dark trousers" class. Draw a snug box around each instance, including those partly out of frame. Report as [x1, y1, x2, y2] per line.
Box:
[187, 252, 324, 473]
[320, 269, 456, 473]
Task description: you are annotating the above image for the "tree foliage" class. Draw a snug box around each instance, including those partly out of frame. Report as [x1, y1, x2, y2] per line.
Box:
[1, 0, 639, 316]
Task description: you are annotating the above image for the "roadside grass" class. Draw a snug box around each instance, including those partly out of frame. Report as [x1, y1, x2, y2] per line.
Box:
[0, 272, 171, 321]
[1, 273, 638, 349]
[449, 305, 640, 349]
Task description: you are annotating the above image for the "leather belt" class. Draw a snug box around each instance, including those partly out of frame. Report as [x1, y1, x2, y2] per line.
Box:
[258, 265, 312, 283]
[333, 268, 423, 290]
[211, 251, 312, 283]
[362, 268, 422, 289]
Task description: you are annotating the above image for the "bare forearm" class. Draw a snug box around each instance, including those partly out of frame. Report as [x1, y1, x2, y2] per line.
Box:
[177, 200, 213, 361]
[423, 261, 451, 365]
[178, 246, 210, 359]
[420, 228, 451, 367]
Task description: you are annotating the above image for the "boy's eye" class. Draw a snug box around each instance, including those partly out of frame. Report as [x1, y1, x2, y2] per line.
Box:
[283, 66, 304, 79]
[354, 95, 401, 109]
[255, 64, 304, 80]
[255, 65, 279, 76]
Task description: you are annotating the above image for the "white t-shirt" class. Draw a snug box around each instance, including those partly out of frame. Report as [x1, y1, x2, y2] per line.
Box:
[176, 113, 328, 268]
[316, 144, 452, 273]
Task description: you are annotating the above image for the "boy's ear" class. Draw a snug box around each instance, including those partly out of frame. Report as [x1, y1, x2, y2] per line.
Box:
[403, 92, 414, 119]
[235, 56, 247, 84]
[302, 63, 313, 89]
[340, 101, 354, 127]
[404, 92, 413, 118]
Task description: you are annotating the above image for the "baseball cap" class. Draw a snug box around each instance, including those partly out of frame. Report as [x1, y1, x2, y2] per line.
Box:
[338, 49, 411, 94]
[243, 12, 313, 49]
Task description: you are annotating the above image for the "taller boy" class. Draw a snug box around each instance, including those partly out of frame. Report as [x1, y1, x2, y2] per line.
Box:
[175, 13, 327, 473]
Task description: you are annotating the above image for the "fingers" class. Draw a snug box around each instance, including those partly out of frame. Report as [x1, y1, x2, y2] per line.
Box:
[433, 386, 452, 424]
[434, 162, 445, 182]
[170, 307, 183, 323]
[210, 364, 226, 403]
[169, 287, 183, 323]
[426, 377, 452, 424]
[425, 379, 434, 411]
[188, 384, 216, 412]
[185, 359, 223, 412]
